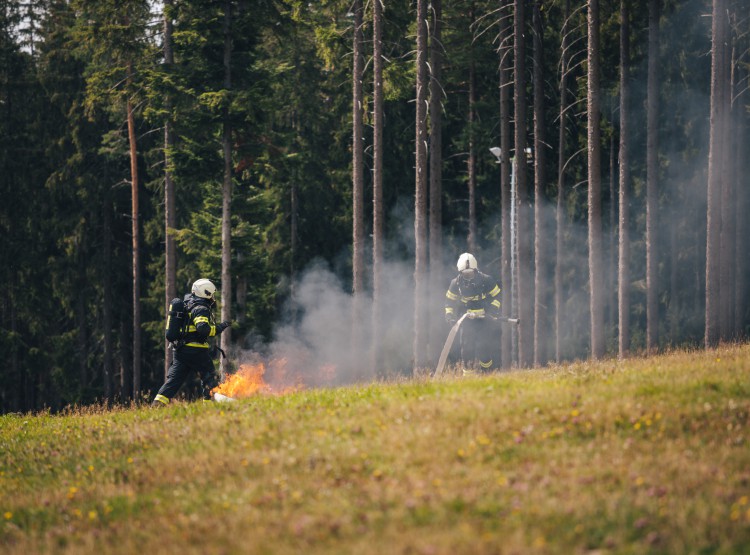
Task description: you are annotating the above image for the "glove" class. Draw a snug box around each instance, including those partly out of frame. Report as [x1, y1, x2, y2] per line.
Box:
[445, 314, 457, 325]
[217, 321, 231, 333]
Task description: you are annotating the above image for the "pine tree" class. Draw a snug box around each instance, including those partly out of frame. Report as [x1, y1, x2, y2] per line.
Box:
[414, 0, 429, 372]
[588, 0, 605, 359]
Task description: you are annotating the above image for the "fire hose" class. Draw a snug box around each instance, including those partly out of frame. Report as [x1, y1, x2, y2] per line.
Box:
[433, 313, 520, 378]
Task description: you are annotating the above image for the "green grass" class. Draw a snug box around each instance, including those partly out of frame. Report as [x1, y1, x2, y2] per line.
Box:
[2, 345, 750, 554]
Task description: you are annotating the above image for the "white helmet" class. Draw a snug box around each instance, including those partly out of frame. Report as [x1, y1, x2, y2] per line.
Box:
[191, 278, 216, 300]
[457, 253, 478, 273]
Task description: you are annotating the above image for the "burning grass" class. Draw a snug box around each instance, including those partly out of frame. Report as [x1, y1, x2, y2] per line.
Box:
[212, 362, 275, 399]
[2, 345, 750, 554]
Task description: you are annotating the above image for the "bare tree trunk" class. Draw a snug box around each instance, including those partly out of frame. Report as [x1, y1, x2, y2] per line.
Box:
[532, 0, 548, 367]
[76, 247, 87, 393]
[609, 122, 617, 345]
[220, 0, 232, 376]
[720, 22, 736, 340]
[103, 195, 113, 401]
[414, 0, 429, 372]
[429, 0, 444, 366]
[587, 0, 605, 359]
[733, 20, 748, 337]
[618, 0, 631, 358]
[164, 0, 176, 379]
[515, 0, 533, 367]
[468, 3, 478, 254]
[646, 0, 659, 353]
[291, 164, 298, 308]
[372, 0, 384, 377]
[126, 66, 140, 400]
[500, 0, 513, 368]
[705, 0, 727, 348]
[555, 0, 570, 363]
[352, 0, 365, 374]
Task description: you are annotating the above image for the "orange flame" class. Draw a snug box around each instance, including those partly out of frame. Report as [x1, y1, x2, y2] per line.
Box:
[212, 362, 271, 399]
[211, 360, 306, 399]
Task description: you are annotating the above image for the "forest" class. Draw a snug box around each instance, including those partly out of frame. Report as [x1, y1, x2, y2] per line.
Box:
[1, 0, 747, 413]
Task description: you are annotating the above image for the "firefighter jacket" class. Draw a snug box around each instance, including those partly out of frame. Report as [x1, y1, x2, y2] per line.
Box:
[183, 294, 220, 349]
[444, 271, 502, 322]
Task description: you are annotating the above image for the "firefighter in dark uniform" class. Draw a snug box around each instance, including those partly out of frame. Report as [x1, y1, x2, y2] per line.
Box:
[152, 278, 231, 406]
[444, 253, 502, 375]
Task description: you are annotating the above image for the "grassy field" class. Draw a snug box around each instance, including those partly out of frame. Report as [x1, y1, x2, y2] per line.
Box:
[2, 346, 750, 554]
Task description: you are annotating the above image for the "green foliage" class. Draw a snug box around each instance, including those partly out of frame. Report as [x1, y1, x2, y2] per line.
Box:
[1, 0, 749, 412]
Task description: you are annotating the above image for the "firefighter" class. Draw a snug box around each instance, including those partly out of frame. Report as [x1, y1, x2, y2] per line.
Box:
[444, 253, 502, 374]
[152, 278, 231, 406]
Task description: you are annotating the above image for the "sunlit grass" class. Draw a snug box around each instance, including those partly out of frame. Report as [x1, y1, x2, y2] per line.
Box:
[2, 345, 750, 553]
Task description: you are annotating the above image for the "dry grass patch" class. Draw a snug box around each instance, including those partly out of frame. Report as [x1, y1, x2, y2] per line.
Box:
[2, 345, 750, 553]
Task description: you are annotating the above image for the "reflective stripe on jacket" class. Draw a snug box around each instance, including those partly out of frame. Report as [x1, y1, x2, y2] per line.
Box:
[182, 294, 218, 348]
[444, 271, 502, 319]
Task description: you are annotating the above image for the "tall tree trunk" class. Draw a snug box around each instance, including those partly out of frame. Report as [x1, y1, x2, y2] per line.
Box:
[555, 0, 570, 363]
[291, 178, 298, 307]
[609, 121, 617, 345]
[372, 0, 384, 376]
[618, 0, 631, 358]
[467, 3, 478, 254]
[500, 0, 513, 368]
[126, 66, 140, 400]
[587, 0, 605, 359]
[76, 245, 87, 393]
[705, 0, 727, 348]
[163, 0, 176, 379]
[414, 0, 429, 372]
[103, 196, 113, 402]
[220, 0, 232, 376]
[733, 21, 747, 337]
[719, 19, 735, 340]
[351, 0, 365, 375]
[646, 0, 659, 353]
[515, 0, 533, 367]
[532, 0, 548, 366]
[428, 0, 444, 366]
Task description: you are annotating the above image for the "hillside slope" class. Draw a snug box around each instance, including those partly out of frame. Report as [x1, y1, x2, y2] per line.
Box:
[2, 346, 750, 554]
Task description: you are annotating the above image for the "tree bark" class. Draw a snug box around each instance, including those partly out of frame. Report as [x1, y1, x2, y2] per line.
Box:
[372, 0, 384, 377]
[164, 0, 176, 379]
[126, 65, 140, 399]
[103, 192, 113, 401]
[733, 19, 748, 338]
[500, 0, 513, 368]
[468, 3, 478, 254]
[555, 0, 570, 363]
[705, 0, 727, 348]
[609, 119, 617, 345]
[220, 0, 232, 376]
[646, 0, 659, 353]
[351, 0, 365, 374]
[587, 0, 605, 359]
[515, 0, 533, 367]
[532, 0, 548, 366]
[720, 17, 736, 340]
[618, 0, 631, 358]
[414, 0, 429, 372]
[428, 0, 444, 365]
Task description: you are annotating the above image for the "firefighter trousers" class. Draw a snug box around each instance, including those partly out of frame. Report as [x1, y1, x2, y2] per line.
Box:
[459, 317, 499, 371]
[156, 346, 218, 401]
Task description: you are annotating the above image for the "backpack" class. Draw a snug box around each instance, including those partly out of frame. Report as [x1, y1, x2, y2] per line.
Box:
[165, 297, 190, 343]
